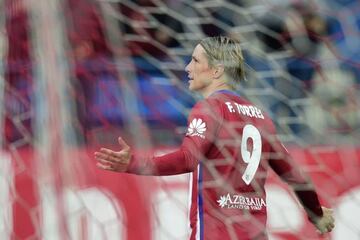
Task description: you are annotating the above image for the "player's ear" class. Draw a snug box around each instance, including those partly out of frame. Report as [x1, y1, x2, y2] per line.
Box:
[213, 64, 224, 79]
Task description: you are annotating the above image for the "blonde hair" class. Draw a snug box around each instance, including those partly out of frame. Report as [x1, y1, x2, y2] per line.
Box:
[199, 36, 245, 84]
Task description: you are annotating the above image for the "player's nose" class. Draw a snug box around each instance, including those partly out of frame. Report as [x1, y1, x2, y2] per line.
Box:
[185, 62, 190, 73]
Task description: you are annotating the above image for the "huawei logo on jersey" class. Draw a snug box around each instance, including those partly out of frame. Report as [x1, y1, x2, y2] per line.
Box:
[186, 118, 206, 139]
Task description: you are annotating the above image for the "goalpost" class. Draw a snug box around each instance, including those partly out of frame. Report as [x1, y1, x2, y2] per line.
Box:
[1, 0, 360, 239]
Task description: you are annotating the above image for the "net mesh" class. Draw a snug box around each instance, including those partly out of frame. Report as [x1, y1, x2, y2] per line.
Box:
[1, 0, 360, 239]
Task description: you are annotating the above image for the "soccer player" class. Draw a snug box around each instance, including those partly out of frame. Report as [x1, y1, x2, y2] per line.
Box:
[95, 36, 335, 239]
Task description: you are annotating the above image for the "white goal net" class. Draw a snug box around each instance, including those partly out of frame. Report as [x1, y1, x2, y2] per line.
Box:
[1, 0, 360, 239]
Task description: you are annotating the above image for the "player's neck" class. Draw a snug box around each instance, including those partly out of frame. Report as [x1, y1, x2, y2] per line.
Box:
[202, 82, 234, 98]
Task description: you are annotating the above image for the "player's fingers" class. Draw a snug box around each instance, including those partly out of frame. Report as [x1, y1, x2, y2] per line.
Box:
[97, 155, 129, 166]
[99, 148, 128, 159]
[98, 157, 128, 170]
[95, 151, 116, 162]
[316, 224, 328, 234]
[97, 161, 128, 172]
[329, 219, 335, 226]
[323, 215, 335, 226]
[95, 152, 128, 164]
[95, 151, 113, 159]
[118, 137, 130, 151]
[96, 162, 114, 171]
[96, 150, 120, 161]
[99, 148, 118, 156]
[97, 157, 113, 166]
[321, 221, 335, 233]
[95, 151, 107, 158]
[323, 207, 333, 214]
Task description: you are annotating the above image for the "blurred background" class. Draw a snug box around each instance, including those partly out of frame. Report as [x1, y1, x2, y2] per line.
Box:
[1, 0, 360, 239]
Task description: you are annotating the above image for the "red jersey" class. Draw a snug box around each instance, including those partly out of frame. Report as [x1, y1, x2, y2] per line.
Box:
[127, 90, 322, 240]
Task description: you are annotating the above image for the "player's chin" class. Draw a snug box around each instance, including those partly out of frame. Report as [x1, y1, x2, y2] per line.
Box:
[188, 81, 195, 91]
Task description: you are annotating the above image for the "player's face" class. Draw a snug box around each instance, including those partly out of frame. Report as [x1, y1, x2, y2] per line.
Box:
[185, 44, 215, 93]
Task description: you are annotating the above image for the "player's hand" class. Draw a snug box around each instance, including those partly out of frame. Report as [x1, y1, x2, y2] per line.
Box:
[312, 206, 335, 234]
[95, 137, 132, 172]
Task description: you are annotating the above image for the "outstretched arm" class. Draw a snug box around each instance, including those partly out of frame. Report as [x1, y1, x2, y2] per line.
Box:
[96, 99, 220, 176]
[95, 137, 199, 175]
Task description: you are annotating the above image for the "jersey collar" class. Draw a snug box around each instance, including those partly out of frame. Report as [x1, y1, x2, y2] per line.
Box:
[210, 89, 240, 97]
